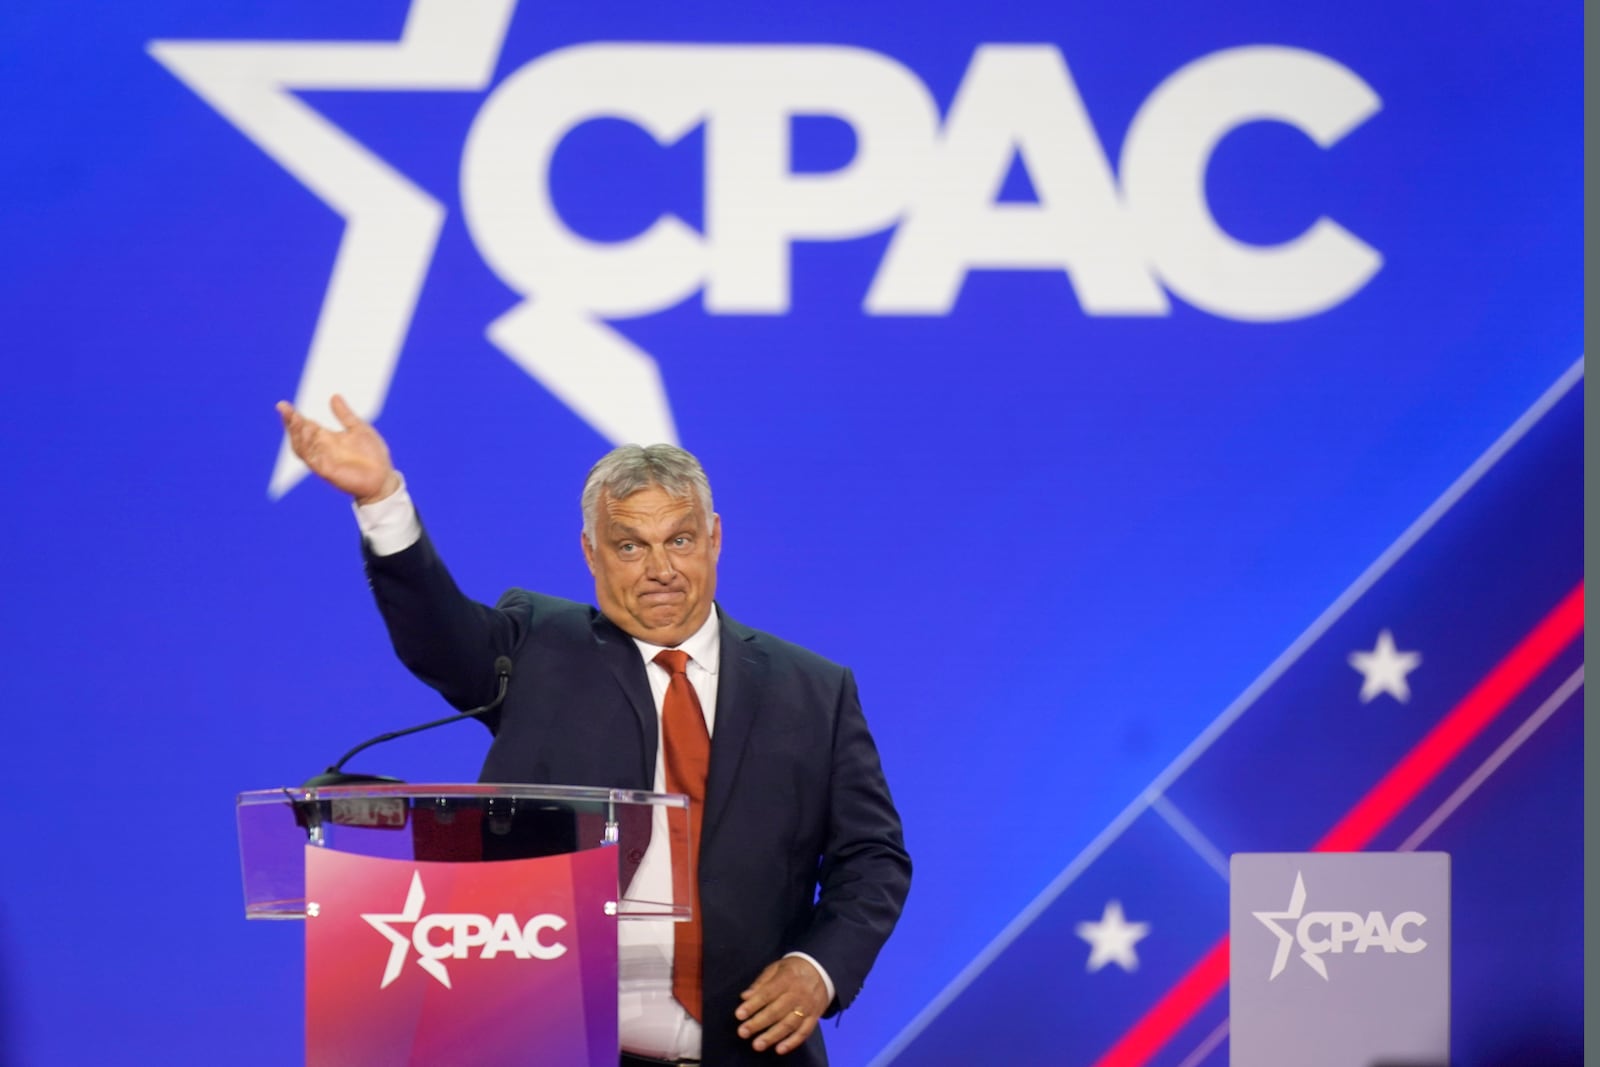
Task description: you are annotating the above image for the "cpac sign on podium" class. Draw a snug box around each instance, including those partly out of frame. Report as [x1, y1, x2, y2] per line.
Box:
[1230, 852, 1450, 1067]
[235, 784, 688, 1067]
[305, 846, 619, 1067]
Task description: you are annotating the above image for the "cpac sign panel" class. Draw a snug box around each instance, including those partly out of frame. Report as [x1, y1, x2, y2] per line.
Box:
[305, 846, 619, 1066]
[150, 1, 1380, 496]
[1231, 852, 1450, 1067]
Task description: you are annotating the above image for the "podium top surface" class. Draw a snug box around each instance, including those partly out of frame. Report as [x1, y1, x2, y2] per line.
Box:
[240, 782, 688, 808]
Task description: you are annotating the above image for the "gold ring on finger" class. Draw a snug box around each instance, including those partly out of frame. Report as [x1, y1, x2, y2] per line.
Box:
[791, 1009, 807, 1018]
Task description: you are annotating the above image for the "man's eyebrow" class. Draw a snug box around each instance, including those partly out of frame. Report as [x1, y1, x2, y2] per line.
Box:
[605, 509, 701, 541]
[605, 520, 696, 541]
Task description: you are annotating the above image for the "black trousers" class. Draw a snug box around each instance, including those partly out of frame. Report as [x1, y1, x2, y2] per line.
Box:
[620, 1054, 699, 1067]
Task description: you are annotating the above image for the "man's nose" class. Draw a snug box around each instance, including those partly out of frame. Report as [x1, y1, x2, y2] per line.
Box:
[644, 544, 676, 579]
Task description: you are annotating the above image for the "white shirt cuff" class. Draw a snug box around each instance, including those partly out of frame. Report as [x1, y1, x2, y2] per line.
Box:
[352, 474, 422, 557]
[783, 951, 837, 1007]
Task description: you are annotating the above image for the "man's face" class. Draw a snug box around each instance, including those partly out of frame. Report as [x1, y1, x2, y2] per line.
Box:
[582, 484, 721, 647]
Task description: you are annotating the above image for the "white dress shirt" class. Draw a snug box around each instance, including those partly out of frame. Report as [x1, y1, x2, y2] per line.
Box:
[354, 480, 833, 1060]
[618, 611, 721, 1059]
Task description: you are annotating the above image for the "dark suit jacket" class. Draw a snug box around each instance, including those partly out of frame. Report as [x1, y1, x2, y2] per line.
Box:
[365, 529, 911, 1066]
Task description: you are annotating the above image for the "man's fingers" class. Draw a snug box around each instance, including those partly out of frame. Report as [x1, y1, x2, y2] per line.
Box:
[329, 393, 363, 430]
[736, 962, 782, 1019]
[738, 994, 814, 1049]
[276, 406, 328, 467]
[277, 402, 313, 444]
[750, 1005, 815, 1055]
[773, 1013, 816, 1055]
[288, 415, 318, 449]
[737, 983, 792, 1041]
[740, 997, 789, 1034]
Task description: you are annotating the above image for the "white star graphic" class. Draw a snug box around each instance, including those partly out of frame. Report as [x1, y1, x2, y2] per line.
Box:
[149, 0, 679, 498]
[1252, 870, 1323, 980]
[362, 870, 448, 989]
[1348, 629, 1422, 703]
[1075, 899, 1151, 973]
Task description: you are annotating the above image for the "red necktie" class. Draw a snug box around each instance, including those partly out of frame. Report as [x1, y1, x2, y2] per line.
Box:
[654, 649, 709, 1021]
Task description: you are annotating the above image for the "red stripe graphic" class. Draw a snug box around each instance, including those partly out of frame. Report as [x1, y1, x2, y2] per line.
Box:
[1092, 940, 1231, 1067]
[1317, 582, 1584, 851]
[1090, 581, 1584, 1067]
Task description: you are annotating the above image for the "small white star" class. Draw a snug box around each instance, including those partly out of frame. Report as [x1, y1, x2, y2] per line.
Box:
[1075, 899, 1151, 973]
[1348, 629, 1422, 703]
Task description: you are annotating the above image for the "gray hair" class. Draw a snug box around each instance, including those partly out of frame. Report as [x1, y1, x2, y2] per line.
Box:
[581, 444, 715, 545]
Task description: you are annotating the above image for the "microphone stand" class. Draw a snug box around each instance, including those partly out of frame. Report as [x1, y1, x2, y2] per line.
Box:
[300, 657, 513, 789]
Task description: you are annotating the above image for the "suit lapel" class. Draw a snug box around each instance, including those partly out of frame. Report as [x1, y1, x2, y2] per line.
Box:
[705, 608, 766, 847]
[590, 612, 657, 786]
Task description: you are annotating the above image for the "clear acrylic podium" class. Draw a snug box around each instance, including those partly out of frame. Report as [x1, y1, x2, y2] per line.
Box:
[237, 782, 691, 920]
[237, 783, 691, 1067]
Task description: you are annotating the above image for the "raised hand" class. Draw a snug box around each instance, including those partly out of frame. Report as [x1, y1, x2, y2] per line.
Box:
[276, 394, 401, 505]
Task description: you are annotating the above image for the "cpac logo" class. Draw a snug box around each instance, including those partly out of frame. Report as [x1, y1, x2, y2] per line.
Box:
[463, 43, 1379, 325]
[149, 0, 1381, 495]
[362, 871, 568, 990]
[1253, 872, 1427, 981]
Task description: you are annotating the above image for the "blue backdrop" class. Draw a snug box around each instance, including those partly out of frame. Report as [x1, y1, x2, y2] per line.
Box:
[0, 1, 1580, 1064]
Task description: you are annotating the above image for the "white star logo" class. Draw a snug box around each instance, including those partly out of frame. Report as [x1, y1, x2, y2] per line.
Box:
[1347, 629, 1422, 703]
[1075, 899, 1151, 973]
[148, 0, 679, 499]
[362, 870, 451, 989]
[1251, 870, 1326, 980]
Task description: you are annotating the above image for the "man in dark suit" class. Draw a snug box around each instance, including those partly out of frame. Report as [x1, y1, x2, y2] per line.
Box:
[278, 396, 911, 1065]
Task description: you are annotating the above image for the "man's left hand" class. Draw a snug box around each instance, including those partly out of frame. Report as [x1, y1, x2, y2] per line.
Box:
[735, 956, 830, 1055]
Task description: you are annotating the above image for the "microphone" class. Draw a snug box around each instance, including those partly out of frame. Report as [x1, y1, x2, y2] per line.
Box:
[301, 656, 514, 789]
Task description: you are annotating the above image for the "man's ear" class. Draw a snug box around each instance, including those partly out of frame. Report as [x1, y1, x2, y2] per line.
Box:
[710, 513, 722, 561]
[580, 530, 598, 576]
